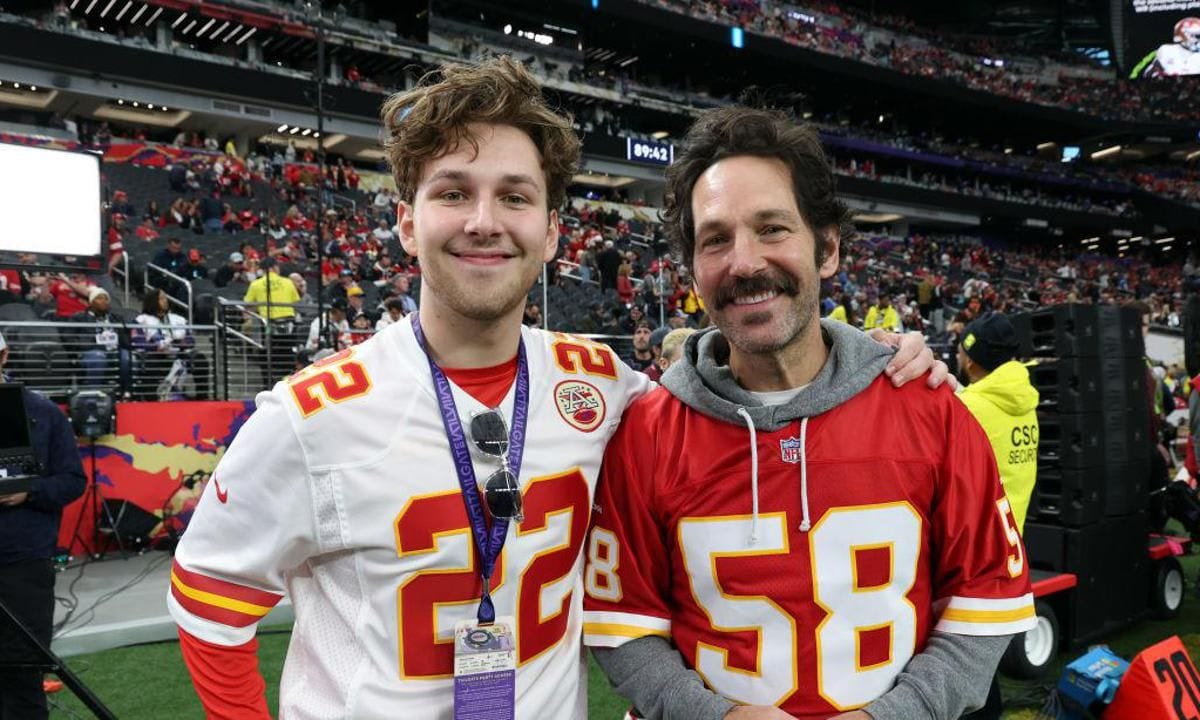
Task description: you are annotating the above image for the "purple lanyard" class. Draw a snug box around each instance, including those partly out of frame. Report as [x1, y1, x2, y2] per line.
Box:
[410, 313, 529, 624]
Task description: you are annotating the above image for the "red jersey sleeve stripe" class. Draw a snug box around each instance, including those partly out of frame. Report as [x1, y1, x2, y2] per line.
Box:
[172, 560, 284, 608]
[171, 578, 271, 627]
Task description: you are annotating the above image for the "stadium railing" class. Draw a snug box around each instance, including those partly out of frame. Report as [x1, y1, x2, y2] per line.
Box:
[110, 251, 131, 308]
[0, 320, 218, 403]
[143, 264, 194, 324]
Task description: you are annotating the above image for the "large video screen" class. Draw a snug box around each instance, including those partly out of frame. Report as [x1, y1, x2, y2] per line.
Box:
[0, 143, 102, 258]
[1127, 2, 1200, 78]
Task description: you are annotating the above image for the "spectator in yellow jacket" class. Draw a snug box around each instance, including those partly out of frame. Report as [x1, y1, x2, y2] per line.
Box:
[244, 257, 300, 321]
[863, 294, 901, 331]
[957, 312, 1040, 530]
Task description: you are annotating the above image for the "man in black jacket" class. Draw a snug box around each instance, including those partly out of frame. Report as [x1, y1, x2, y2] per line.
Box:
[0, 331, 87, 719]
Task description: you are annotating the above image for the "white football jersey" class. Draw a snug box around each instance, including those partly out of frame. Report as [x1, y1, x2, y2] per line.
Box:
[1155, 43, 1200, 75]
[168, 320, 652, 719]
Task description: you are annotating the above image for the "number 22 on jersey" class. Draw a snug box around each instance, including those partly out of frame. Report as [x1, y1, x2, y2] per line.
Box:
[394, 469, 590, 678]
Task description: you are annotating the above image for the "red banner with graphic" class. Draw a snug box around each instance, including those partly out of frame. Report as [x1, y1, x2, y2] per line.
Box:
[59, 400, 256, 556]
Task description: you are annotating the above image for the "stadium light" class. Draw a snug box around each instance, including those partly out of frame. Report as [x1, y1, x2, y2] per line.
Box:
[84, 0, 99, 15]
[30, 86, 36, 91]
[210, 20, 230, 40]
[235, 26, 256, 45]
[181, 19, 197, 35]
[289, 126, 300, 134]
[1187, 150, 1200, 162]
[276, 123, 288, 132]
[223, 23, 243, 42]
[197, 18, 215, 37]
[1090, 145, 1121, 160]
[70, 0, 80, 9]
[99, 0, 116, 18]
[1155, 237, 1175, 245]
[143, 6, 161, 25]
[300, 128, 312, 136]
[115, 1, 131, 21]
[171, 11, 187, 28]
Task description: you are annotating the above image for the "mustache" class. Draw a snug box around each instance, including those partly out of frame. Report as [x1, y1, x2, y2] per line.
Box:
[713, 270, 799, 310]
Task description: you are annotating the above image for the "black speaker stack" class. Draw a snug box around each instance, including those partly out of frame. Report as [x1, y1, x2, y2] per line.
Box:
[1010, 304, 1153, 642]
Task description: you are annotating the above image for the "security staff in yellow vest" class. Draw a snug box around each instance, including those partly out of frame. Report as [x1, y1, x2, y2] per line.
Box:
[863, 294, 902, 331]
[957, 312, 1040, 530]
[243, 257, 300, 321]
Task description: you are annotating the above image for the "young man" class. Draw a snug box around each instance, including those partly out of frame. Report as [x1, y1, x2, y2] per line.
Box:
[171, 61, 946, 719]
[583, 107, 1034, 720]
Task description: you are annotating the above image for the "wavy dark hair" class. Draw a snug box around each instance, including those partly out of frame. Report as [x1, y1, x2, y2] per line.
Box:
[662, 105, 853, 270]
[381, 56, 580, 210]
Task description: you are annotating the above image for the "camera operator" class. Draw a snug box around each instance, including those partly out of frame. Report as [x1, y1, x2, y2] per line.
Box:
[0, 331, 86, 719]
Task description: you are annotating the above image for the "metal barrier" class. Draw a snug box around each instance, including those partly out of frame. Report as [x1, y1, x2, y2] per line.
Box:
[143, 263, 194, 324]
[0, 320, 218, 403]
[110, 251, 131, 307]
[214, 299, 318, 400]
[0, 312, 640, 403]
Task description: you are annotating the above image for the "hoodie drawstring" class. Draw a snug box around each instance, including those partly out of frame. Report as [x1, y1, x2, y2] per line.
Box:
[738, 411, 812, 541]
[736, 407, 760, 545]
[798, 416, 812, 533]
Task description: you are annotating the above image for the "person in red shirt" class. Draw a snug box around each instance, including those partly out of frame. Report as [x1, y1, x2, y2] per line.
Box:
[0, 267, 18, 292]
[134, 217, 159, 243]
[48, 273, 93, 318]
[107, 215, 127, 271]
[583, 107, 1031, 720]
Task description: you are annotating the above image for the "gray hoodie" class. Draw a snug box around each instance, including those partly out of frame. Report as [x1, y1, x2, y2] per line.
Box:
[592, 320, 1012, 720]
[662, 319, 893, 430]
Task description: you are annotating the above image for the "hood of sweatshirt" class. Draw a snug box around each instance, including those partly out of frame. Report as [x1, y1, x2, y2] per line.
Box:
[660, 318, 895, 432]
[961, 360, 1039, 416]
[659, 319, 894, 538]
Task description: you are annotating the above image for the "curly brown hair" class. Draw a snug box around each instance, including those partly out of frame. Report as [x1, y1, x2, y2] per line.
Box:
[661, 106, 853, 270]
[380, 56, 580, 211]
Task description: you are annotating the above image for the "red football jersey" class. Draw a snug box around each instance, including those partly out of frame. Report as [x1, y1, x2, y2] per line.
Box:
[583, 376, 1034, 719]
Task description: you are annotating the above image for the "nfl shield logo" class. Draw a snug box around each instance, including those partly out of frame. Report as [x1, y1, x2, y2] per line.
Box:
[780, 437, 802, 464]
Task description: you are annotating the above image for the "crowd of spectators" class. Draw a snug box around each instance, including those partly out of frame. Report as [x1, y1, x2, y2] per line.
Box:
[644, 0, 1200, 123]
[818, 232, 1186, 343]
[0, 109, 1192, 397]
[833, 156, 1136, 217]
[25, 0, 1200, 217]
[1122, 167, 1200, 209]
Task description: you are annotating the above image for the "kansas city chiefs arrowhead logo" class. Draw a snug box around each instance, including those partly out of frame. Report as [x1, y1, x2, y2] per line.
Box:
[554, 380, 606, 433]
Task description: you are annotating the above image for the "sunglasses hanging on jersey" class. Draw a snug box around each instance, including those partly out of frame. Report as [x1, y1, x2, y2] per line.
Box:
[468, 409, 523, 522]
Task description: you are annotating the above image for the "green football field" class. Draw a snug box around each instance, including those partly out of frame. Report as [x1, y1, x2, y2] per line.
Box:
[47, 550, 1200, 719]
